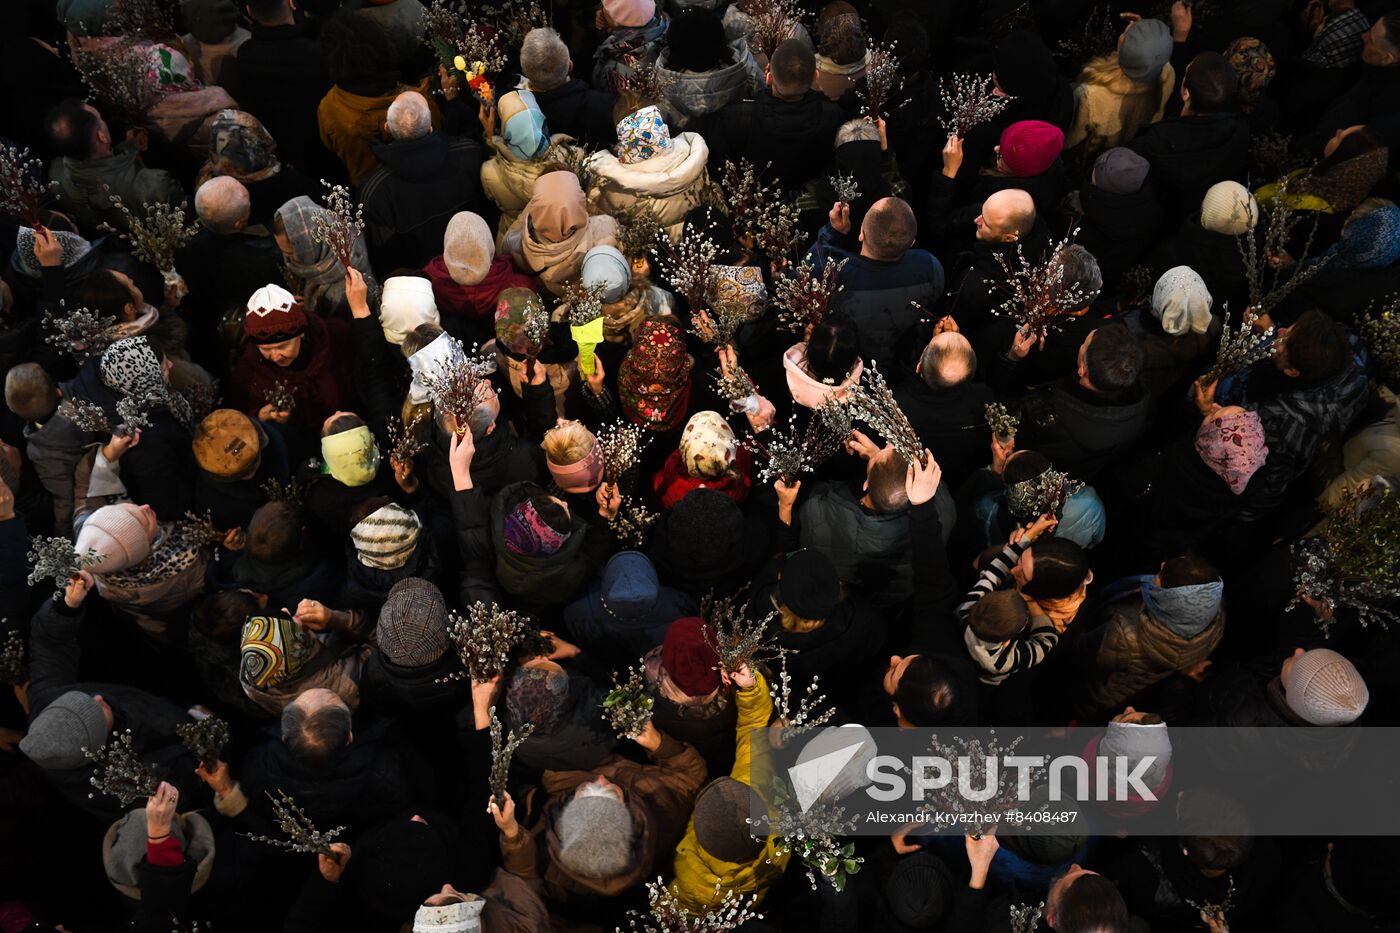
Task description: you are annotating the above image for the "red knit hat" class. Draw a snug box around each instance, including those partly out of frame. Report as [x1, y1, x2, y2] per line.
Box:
[662, 616, 721, 697]
[998, 121, 1064, 177]
[244, 284, 308, 345]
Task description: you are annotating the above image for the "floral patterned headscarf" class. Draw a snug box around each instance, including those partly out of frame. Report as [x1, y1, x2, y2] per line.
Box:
[1194, 406, 1268, 495]
[617, 319, 692, 431]
[616, 105, 673, 164]
[199, 109, 281, 185]
[1224, 38, 1275, 108]
[143, 43, 200, 94]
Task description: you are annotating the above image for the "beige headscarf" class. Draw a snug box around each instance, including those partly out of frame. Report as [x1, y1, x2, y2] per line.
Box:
[526, 171, 589, 243]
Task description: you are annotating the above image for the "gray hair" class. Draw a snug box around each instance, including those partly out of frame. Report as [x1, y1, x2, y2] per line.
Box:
[1051, 244, 1103, 308]
[194, 176, 250, 234]
[835, 118, 880, 149]
[521, 27, 571, 91]
[386, 90, 433, 141]
[281, 695, 353, 768]
[920, 332, 977, 389]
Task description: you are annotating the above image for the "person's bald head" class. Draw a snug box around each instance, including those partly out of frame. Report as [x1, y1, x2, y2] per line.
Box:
[860, 197, 917, 261]
[386, 90, 433, 141]
[195, 176, 251, 235]
[975, 189, 1036, 243]
[919, 332, 977, 389]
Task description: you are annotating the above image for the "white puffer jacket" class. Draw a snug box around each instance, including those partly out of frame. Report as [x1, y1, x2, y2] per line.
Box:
[584, 132, 713, 242]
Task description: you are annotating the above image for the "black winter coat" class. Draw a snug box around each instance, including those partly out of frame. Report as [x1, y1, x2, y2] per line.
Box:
[1150, 217, 1251, 316]
[236, 20, 333, 173]
[699, 89, 845, 192]
[1127, 113, 1251, 227]
[361, 132, 484, 275]
[532, 78, 617, 151]
[1076, 180, 1166, 288]
[1016, 378, 1151, 482]
[892, 374, 996, 490]
[361, 650, 468, 718]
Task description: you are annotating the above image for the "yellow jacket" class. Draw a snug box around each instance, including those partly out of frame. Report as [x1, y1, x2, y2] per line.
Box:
[669, 671, 791, 913]
[317, 79, 440, 187]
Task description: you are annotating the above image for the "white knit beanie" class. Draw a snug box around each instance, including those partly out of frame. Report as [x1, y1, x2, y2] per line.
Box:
[1151, 266, 1213, 336]
[1200, 181, 1259, 235]
[1283, 649, 1369, 725]
[75, 503, 153, 573]
[443, 212, 494, 286]
[379, 276, 440, 346]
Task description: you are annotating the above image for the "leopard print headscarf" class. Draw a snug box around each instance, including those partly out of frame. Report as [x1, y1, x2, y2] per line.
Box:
[99, 336, 193, 428]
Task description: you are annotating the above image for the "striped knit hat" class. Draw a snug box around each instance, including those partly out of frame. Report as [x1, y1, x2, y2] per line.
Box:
[351, 503, 422, 570]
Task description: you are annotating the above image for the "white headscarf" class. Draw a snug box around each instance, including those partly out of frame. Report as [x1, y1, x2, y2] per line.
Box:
[1151, 266, 1213, 336]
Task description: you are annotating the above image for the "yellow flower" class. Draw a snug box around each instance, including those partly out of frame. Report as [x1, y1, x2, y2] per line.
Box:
[471, 61, 487, 76]
[453, 55, 467, 72]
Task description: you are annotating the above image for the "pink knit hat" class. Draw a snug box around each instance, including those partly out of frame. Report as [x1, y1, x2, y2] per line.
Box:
[999, 121, 1065, 177]
[75, 503, 153, 573]
[603, 0, 655, 28]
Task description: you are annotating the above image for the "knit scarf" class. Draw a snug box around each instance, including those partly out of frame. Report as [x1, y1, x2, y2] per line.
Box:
[275, 195, 370, 313]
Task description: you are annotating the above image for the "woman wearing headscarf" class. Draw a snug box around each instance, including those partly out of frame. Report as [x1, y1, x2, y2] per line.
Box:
[1274, 199, 1400, 326]
[480, 90, 587, 246]
[812, 2, 867, 104]
[616, 319, 693, 434]
[655, 7, 763, 130]
[1224, 37, 1279, 134]
[651, 411, 754, 509]
[423, 211, 537, 328]
[586, 100, 711, 242]
[272, 196, 376, 317]
[1257, 126, 1388, 218]
[593, 0, 670, 94]
[126, 41, 238, 156]
[580, 244, 680, 347]
[1123, 266, 1219, 398]
[196, 110, 316, 226]
[1065, 18, 1175, 158]
[238, 612, 365, 714]
[503, 171, 621, 298]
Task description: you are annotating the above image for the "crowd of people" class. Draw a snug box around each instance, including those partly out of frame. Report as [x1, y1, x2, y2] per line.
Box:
[0, 0, 1398, 930]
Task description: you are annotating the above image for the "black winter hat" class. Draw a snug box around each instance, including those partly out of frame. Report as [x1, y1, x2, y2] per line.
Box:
[693, 777, 764, 863]
[666, 489, 744, 568]
[886, 852, 954, 928]
[778, 549, 840, 620]
[993, 30, 1056, 99]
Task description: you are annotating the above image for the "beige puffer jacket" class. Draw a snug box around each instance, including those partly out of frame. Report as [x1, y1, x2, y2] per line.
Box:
[480, 134, 588, 248]
[502, 212, 621, 298]
[584, 132, 713, 242]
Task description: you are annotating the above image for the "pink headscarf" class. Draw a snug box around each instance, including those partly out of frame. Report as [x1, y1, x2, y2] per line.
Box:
[782, 343, 863, 410]
[1194, 406, 1268, 495]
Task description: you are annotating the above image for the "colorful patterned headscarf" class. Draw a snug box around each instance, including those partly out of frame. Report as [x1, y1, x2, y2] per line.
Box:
[503, 499, 571, 556]
[1194, 406, 1268, 495]
[201, 109, 281, 184]
[143, 43, 200, 94]
[1224, 38, 1275, 108]
[494, 287, 548, 355]
[616, 105, 673, 164]
[275, 195, 371, 312]
[617, 319, 692, 431]
[240, 614, 317, 690]
[705, 265, 767, 324]
[1316, 203, 1400, 270]
[680, 411, 736, 480]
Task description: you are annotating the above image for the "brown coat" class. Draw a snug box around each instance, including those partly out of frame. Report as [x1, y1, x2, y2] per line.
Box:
[499, 731, 707, 902]
[1085, 598, 1224, 712]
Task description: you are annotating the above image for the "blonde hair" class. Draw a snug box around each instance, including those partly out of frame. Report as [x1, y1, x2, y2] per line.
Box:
[1079, 52, 1163, 145]
[542, 420, 596, 465]
[778, 604, 824, 634]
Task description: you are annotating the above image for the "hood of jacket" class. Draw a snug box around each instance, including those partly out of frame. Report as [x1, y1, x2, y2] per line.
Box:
[656, 39, 761, 125]
[370, 130, 451, 183]
[1048, 380, 1151, 453]
[587, 131, 710, 199]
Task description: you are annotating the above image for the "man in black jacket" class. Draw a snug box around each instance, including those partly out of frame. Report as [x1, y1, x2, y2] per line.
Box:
[698, 37, 844, 192]
[237, 0, 335, 176]
[1309, 11, 1400, 151]
[1016, 322, 1151, 482]
[519, 26, 616, 150]
[1127, 52, 1250, 228]
[360, 90, 484, 276]
[894, 324, 995, 489]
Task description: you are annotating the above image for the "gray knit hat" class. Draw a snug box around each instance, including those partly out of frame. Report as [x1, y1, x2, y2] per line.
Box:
[555, 789, 635, 879]
[693, 776, 763, 862]
[1283, 649, 1369, 725]
[19, 690, 109, 769]
[376, 578, 450, 667]
[1118, 18, 1173, 83]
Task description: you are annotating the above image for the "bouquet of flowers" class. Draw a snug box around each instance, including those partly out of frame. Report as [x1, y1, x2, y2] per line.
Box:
[1289, 482, 1400, 632]
[180, 510, 227, 549]
[440, 603, 552, 683]
[521, 297, 551, 381]
[829, 172, 860, 206]
[246, 791, 345, 855]
[0, 143, 50, 230]
[770, 652, 835, 742]
[260, 477, 305, 506]
[985, 402, 1020, 444]
[1006, 467, 1083, 522]
[263, 380, 296, 417]
[615, 202, 665, 263]
[1239, 174, 1329, 314]
[74, 39, 156, 125]
[940, 72, 1014, 136]
[1054, 5, 1118, 68]
[564, 280, 606, 376]
[622, 877, 764, 932]
[739, 0, 804, 60]
[775, 257, 847, 334]
[817, 395, 855, 443]
[712, 359, 757, 405]
[702, 591, 783, 673]
[490, 0, 549, 45]
[105, 0, 184, 46]
[609, 497, 659, 548]
[1010, 902, 1047, 933]
[27, 537, 100, 596]
[619, 61, 676, 100]
[176, 716, 230, 771]
[311, 181, 364, 272]
[100, 189, 198, 287]
[744, 412, 843, 485]
[993, 233, 1093, 338]
[603, 661, 654, 739]
[488, 705, 533, 809]
[862, 42, 902, 119]
[56, 397, 118, 434]
[386, 409, 429, 468]
[845, 363, 927, 466]
[653, 217, 721, 312]
[599, 420, 652, 486]
[1200, 304, 1274, 386]
[0, 629, 25, 686]
[414, 337, 495, 435]
[44, 303, 120, 362]
[423, 0, 506, 102]
[84, 730, 159, 806]
[1358, 296, 1400, 388]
